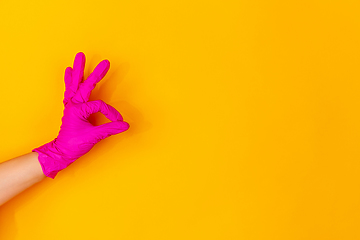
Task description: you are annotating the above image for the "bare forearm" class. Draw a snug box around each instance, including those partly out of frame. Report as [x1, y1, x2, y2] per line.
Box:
[0, 152, 45, 206]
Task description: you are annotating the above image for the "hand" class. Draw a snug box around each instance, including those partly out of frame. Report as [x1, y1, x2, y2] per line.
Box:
[32, 52, 129, 179]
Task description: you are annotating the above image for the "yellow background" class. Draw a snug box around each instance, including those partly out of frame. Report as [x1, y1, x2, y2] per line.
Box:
[0, 0, 360, 239]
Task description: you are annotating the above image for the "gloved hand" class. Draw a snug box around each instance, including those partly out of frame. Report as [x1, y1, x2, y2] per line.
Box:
[32, 52, 129, 179]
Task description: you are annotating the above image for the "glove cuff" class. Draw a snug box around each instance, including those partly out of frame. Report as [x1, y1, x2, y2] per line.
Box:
[32, 140, 73, 179]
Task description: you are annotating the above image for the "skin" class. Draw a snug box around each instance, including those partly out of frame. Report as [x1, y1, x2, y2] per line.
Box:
[0, 152, 45, 206]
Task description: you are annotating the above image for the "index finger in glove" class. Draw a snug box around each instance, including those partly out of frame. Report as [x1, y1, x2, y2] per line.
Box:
[81, 100, 123, 122]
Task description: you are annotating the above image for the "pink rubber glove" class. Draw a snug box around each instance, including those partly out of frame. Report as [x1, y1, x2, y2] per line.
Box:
[32, 52, 129, 179]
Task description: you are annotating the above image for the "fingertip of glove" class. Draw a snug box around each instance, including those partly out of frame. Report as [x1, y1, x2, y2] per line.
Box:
[101, 59, 110, 71]
[103, 59, 110, 65]
[118, 121, 130, 131]
[76, 52, 85, 58]
[104, 121, 129, 136]
[110, 121, 129, 133]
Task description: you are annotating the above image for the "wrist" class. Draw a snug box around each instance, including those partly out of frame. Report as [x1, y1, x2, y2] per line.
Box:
[32, 140, 74, 179]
